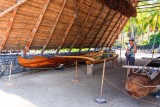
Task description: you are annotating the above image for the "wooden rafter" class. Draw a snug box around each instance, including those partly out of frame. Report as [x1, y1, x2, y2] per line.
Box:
[78, 4, 106, 52]
[23, 0, 50, 55]
[41, 0, 67, 54]
[94, 11, 119, 51]
[101, 13, 122, 48]
[0, 7, 19, 52]
[0, 0, 27, 17]
[68, 0, 97, 53]
[105, 16, 124, 47]
[108, 17, 127, 47]
[87, 9, 112, 51]
[56, 0, 85, 54]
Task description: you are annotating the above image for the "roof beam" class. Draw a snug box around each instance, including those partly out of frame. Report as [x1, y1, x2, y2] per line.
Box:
[95, 10, 117, 49]
[68, 0, 97, 53]
[78, 5, 106, 52]
[95, 13, 117, 49]
[108, 17, 128, 47]
[0, 0, 27, 17]
[105, 16, 124, 47]
[23, 0, 50, 55]
[93, 10, 118, 51]
[41, 0, 67, 54]
[0, 7, 19, 52]
[87, 9, 112, 51]
[101, 13, 122, 48]
[56, 0, 85, 54]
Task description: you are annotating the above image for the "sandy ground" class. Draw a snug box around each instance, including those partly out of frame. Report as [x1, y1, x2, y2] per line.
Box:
[0, 51, 160, 107]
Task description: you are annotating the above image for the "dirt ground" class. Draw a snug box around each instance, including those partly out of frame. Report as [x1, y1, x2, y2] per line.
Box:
[0, 51, 159, 107]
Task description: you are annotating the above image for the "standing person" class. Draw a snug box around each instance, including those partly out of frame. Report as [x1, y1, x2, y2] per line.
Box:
[126, 37, 137, 65]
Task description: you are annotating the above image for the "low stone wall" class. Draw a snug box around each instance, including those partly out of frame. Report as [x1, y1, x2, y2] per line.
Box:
[0, 52, 69, 77]
[0, 53, 25, 76]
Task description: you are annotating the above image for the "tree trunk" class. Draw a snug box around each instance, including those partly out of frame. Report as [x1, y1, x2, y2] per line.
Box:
[148, 31, 150, 44]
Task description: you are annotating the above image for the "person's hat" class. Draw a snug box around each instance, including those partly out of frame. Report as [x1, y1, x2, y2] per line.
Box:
[129, 37, 135, 41]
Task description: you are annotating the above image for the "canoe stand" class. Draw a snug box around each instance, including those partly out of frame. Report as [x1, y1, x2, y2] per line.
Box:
[86, 53, 118, 76]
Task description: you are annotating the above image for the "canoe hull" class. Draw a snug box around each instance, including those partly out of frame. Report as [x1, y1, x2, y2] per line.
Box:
[18, 56, 85, 68]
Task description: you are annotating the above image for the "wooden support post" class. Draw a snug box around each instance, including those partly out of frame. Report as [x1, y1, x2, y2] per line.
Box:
[101, 13, 122, 48]
[87, 9, 112, 51]
[87, 64, 93, 76]
[41, 0, 67, 54]
[94, 10, 117, 50]
[112, 57, 118, 67]
[23, 0, 50, 56]
[0, 7, 19, 52]
[120, 47, 122, 63]
[56, 0, 85, 54]
[95, 59, 107, 103]
[78, 5, 106, 52]
[72, 60, 80, 83]
[100, 59, 106, 97]
[69, 0, 97, 53]
[0, 0, 27, 17]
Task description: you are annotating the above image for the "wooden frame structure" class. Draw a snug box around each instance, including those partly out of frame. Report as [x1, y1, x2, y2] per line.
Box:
[68, 0, 97, 53]
[0, 7, 19, 52]
[55, 0, 85, 54]
[23, 0, 50, 55]
[41, 0, 67, 54]
[78, 4, 106, 52]
[0, 0, 138, 54]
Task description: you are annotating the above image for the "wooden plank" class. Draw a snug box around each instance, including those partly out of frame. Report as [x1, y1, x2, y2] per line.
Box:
[122, 65, 160, 70]
[0, 7, 19, 52]
[23, 0, 50, 55]
[101, 13, 122, 48]
[78, 5, 106, 52]
[41, 0, 67, 54]
[68, 0, 97, 53]
[87, 9, 113, 51]
[56, 0, 85, 54]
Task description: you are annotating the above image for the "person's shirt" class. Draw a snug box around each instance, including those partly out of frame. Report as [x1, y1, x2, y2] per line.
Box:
[127, 43, 137, 57]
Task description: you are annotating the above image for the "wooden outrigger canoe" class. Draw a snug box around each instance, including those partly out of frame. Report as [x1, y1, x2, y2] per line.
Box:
[18, 50, 103, 68]
[86, 53, 119, 65]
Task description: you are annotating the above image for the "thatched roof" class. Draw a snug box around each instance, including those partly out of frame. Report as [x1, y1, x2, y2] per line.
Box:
[0, 0, 138, 54]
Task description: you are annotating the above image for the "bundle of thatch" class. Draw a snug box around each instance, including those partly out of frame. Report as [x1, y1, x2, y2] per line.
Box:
[126, 73, 160, 98]
[104, 0, 137, 17]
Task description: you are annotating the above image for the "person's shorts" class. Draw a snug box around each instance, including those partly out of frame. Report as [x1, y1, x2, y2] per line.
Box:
[126, 57, 135, 65]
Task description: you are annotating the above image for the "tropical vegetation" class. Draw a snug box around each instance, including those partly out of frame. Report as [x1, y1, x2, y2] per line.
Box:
[122, 0, 160, 48]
